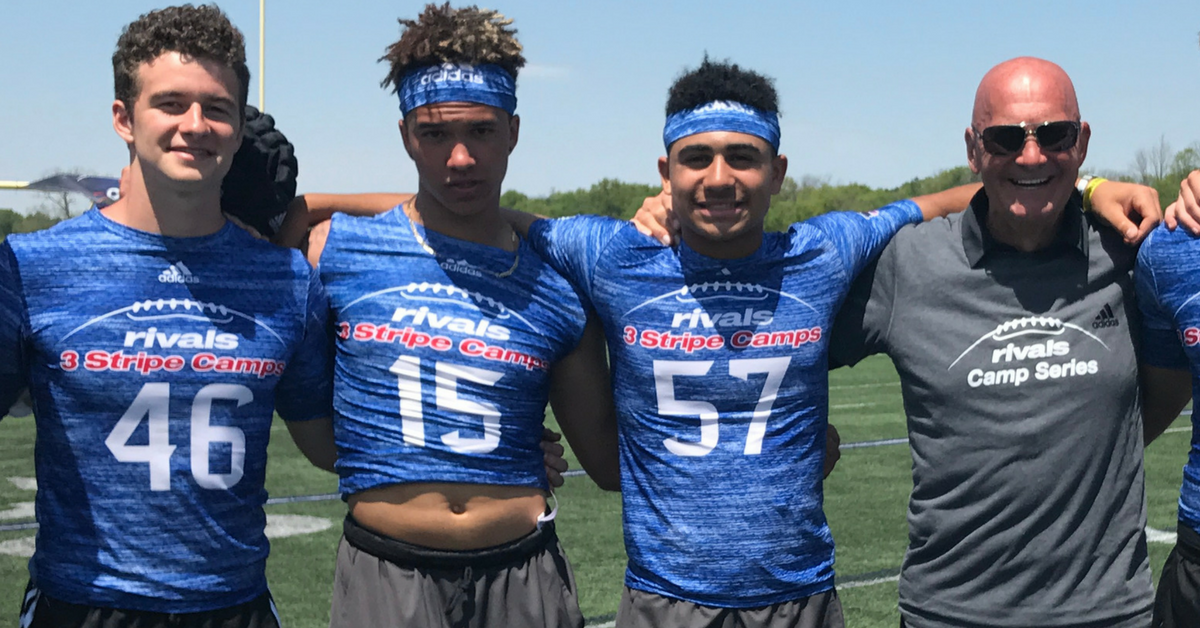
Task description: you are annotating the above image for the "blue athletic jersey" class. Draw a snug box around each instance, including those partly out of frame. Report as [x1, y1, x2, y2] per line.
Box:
[0, 210, 332, 613]
[528, 201, 923, 607]
[319, 208, 587, 495]
[1136, 224, 1200, 535]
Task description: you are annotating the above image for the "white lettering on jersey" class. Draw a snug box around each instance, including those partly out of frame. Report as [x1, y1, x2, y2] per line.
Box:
[123, 328, 240, 350]
[669, 308, 775, 329]
[391, 306, 511, 341]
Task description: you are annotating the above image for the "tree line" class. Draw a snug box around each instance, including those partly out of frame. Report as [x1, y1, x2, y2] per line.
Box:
[3, 141, 1197, 240]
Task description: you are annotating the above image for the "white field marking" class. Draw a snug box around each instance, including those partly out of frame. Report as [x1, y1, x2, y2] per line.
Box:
[841, 573, 901, 589]
[1147, 526, 1178, 545]
[0, 536, 34, 558]
[1165, 426, 1191, 435]
[831, 402, 876, 409]
[585, 621, 616, 628]
[7, 477, 36, 491]
[264, 515, 333, 539]
[0, 503, 34, 521]
[829, 382, 900, 390]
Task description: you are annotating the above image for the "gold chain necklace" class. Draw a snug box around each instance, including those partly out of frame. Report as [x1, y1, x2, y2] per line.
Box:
[406, 208, 521, 279]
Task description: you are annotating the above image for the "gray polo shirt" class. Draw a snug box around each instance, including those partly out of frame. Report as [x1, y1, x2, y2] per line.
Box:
[830, 191, 1150, 628]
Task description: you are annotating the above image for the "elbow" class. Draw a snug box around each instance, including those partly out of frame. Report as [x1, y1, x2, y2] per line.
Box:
[590, 469, 621, 492]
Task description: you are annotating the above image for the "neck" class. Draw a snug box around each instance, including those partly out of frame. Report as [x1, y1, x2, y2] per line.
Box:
[100, 160, 225, 237]
[409, 189, 516, 251]
[984, 198, 1065, 253]
[680, 228, 763, 260]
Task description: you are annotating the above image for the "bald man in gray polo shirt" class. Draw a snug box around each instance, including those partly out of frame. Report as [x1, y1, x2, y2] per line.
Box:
[830, 56, 1189, 628]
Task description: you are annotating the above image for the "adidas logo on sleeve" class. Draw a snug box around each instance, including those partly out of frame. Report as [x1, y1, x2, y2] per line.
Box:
[158, 262, 199, 284]
[1092, 304, 1119, 329]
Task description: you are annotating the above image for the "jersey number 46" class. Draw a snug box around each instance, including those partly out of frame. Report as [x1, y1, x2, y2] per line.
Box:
[105, 382, 251, 491]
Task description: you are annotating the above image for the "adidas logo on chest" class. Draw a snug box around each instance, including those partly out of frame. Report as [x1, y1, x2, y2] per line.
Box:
[159, 262, 199, 284]
[1092, 304, 1119, 329]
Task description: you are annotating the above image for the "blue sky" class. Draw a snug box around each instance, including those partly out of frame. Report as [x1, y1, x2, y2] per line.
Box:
[2, 1, 1198, 214]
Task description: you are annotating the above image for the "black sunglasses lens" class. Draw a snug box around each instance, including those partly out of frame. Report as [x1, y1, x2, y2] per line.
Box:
[1034, 122, 1078, 151]
[980, 122, 1079, 155]
[980, 126, 1026, 154]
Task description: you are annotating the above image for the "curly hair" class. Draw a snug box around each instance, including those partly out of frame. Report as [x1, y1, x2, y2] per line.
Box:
[113, 4, 250, 113]
[666, 57, 779, 117]
[380, 3, 525, 93]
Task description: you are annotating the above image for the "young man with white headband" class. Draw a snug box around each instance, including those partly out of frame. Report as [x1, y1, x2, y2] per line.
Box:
[522, 57, 983, 627]
[303, 5, 618, 627]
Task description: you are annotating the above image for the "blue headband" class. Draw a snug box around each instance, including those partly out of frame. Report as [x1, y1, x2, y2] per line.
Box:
[662, 100, 780, 151]
[398, 62, 517, 116]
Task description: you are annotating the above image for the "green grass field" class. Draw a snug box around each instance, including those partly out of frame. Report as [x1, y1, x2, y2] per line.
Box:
[0, 354, 1190, 626]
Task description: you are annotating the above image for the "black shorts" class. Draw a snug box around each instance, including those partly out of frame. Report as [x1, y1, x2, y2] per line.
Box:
[1153, 524, 1200, 628]
[19, 582, 281, 628]
[330, 515, 583, 628]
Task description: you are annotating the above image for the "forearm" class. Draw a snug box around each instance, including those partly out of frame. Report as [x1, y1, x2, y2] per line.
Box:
[548, 319, 621, 490]
[274, 193, 412, 249]
[285, 416, 338, 473]
[912, 183, 981, 221]
[1142, 364, 1192, 445]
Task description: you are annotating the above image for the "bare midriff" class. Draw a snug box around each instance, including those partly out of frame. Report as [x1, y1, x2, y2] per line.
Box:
[348, 482, 547, 551]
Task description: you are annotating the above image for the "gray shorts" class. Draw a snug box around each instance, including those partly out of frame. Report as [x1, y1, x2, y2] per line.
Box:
[616, 585, 844, 628]
[329, 515, 583, 628]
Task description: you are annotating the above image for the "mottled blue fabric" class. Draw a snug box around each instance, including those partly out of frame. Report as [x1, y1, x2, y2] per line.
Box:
[0, 210, 332, 612]
[1137, 224, 1200, 535]
[527, 201, 922, 607]
[399, 63, 517, 116]
[663, 101, 781, 151]
[319, 207, 586, 495]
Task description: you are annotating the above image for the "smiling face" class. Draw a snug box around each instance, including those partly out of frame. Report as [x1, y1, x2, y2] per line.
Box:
[659, 131, 787, 259]
[966, 59, 1089, 224]
[399, 102, 519, 218]
[113, 51, 243, 191]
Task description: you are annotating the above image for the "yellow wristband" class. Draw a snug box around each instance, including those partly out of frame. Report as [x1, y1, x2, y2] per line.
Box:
[1082, 176, 1108, 212]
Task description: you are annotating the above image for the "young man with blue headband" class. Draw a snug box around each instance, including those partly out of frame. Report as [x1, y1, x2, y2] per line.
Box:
[299, 5, 618, 627]
[524, 57, 984, 628]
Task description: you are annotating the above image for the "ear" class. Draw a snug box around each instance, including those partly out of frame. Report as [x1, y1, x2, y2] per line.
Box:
[113, 100, 135, 144]
[398, 118, 416, 160]
[657, 155, 671, 195]
[1075, 121, 1090, 164]
[769, 153, 788, 195]
[507, 114, 520, 154]
[965, 127, 982, 175]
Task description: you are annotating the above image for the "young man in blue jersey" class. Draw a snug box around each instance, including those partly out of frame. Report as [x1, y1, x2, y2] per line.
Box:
[1138, 176, 1200, 628]
[0, 5, 337, 627]
[297, 5, 618, 627]
[520, 58, 989, 628]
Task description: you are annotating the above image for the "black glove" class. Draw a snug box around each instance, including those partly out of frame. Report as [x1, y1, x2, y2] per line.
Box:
[220, 105, 298, 237]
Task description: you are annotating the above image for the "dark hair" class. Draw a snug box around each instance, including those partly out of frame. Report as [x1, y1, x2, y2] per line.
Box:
[113, 4, 250, 113]
[666, 57, 779, 117]
[380, 3, 525, 93]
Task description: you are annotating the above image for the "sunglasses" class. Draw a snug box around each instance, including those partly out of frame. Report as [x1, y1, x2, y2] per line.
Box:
[973, 120, 1081, 156]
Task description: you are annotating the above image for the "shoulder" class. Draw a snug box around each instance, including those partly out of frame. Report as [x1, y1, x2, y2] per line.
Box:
[6, 213, 99, 254]
[531, 213, 631, 240]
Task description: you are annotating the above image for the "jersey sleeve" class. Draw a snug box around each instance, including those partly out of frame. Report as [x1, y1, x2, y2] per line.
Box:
[804, 199, 923, 281]
[0, 242, 29, 414]
[1135, 233, 1189, 370]
[828, 239, 900, 369]
[527, 215, 625, 307]
[274, 267, 334, 421]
